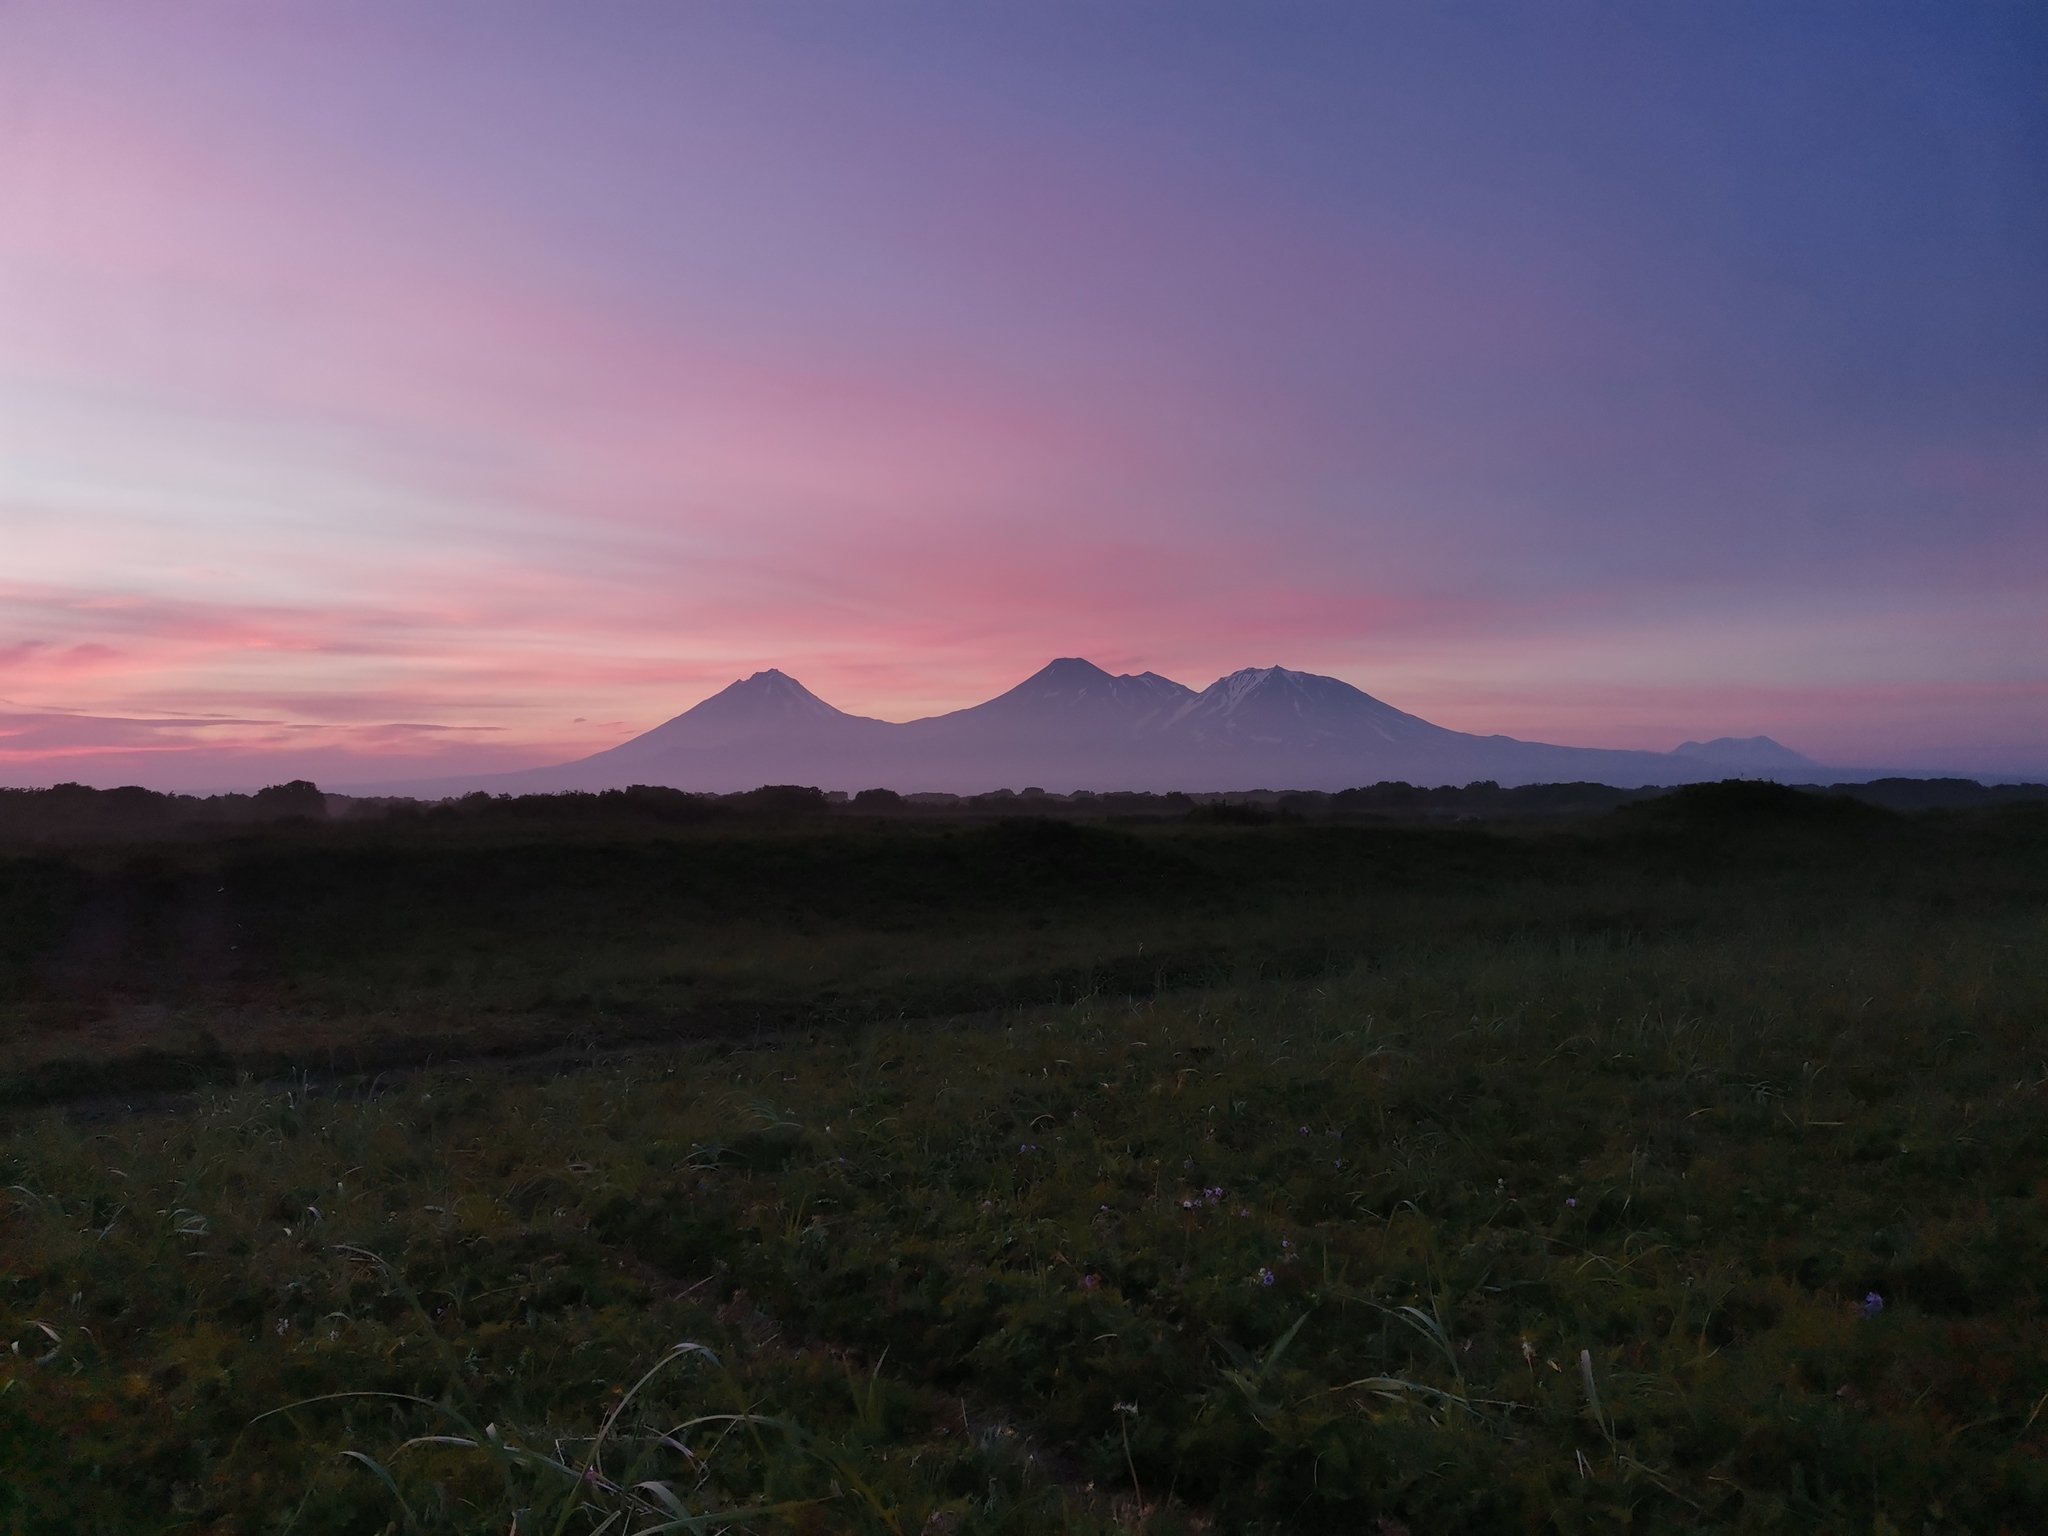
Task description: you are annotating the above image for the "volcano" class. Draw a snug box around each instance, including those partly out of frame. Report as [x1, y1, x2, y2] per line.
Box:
[346, 659, 1827, 796]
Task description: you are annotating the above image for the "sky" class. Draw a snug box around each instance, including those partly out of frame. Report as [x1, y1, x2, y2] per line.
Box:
[2, 2, 2044, 790]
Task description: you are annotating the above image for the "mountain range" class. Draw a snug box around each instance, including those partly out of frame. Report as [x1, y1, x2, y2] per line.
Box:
[346, 658, 1828, 797]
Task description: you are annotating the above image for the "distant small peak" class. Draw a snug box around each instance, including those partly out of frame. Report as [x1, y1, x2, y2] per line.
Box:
[1671, 735, 1815, 766]
[1677, 734, 1787, 752]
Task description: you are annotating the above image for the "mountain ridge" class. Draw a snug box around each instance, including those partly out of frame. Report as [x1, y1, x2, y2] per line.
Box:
[341, 658, 1852, 797]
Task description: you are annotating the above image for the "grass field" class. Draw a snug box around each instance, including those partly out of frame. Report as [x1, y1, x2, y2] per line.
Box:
[3, 784, 2046, 1532]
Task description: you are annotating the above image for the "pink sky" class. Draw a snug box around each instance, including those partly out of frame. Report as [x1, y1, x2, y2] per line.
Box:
[4, 6, 2044, 789]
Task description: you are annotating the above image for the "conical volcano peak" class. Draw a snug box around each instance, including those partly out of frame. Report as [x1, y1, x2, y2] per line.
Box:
[731, 668, 800, 689]
[911, 657, 1197, 737]
[1038, 657, 1116, 682]
[582, 665, 885, 765]
[1009, 658, 1120, 697]
[1012, 657, 1192, 699]
[1206, 665, 1309, 704]
[694, 668, 846, 721]
[1167, 665, 1452, 747]
[1196, 665, 1370, 710]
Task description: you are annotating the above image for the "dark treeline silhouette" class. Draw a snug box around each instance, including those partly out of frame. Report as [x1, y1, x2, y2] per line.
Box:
[2, 773, 2040, 844]
[0, 779, 330, 840]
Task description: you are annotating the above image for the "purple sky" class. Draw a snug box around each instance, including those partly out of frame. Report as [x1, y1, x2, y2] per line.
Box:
[4, 2, 2044, 788]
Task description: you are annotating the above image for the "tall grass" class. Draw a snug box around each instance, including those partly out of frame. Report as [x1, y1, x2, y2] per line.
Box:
[6, 884, 2046, 1531]
[13, 803, 2036, 1099]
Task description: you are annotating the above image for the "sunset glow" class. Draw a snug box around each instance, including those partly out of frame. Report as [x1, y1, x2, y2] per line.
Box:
[4, 4, 2043, 789]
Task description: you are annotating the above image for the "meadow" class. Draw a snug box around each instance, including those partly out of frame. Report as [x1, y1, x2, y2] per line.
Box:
[2, 784, 2046, 1533]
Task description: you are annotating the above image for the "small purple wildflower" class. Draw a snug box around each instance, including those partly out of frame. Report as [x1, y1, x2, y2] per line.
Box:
[1299, 1126, 1310, 1136]
[1257, 1267, 1275, 1286]
[1861, 1292, 1884, 1318]
[1082, 1273, 1101, 1290]
[1019, 1143, 1039, 1154]
[1566, 1197, 1577, 1208]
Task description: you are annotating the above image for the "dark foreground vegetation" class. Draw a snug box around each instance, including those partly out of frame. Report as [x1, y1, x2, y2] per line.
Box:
[3, 781, 2046, 1532]
[5, 773, 2044, 846]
